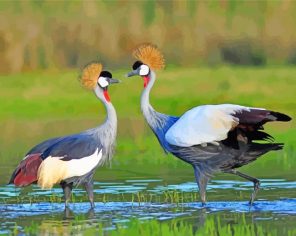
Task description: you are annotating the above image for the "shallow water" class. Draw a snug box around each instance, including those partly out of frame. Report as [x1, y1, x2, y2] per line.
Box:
[0, 178, 295, 234]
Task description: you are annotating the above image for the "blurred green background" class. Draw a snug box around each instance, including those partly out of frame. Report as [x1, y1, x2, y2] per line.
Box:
[0, 1, 295, 235]
[0, 0, 295, 182]
[1, 0, 296, 73]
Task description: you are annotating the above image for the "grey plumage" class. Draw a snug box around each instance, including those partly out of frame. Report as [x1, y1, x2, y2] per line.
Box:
[90, 86, 117, 164]
[26, 137, 64, 155]
[42, 85, 117, 165]
[9, 81, 118, 209]
[141, 71, 179, 153]
[22, 86, 117, 165]
[44, 86, 117, 190]
[138, 70, 291, 205]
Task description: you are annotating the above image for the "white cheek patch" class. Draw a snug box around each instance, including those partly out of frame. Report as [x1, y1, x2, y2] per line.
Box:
[139, 65, 149, 76]
[98, 77, 109, 88]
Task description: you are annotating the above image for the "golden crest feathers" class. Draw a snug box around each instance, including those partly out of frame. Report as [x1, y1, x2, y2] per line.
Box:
[132, 43, 165, 70]
[80, 62, 102, 89]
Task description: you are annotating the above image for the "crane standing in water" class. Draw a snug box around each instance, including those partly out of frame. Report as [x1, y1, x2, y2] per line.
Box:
[127, 44, 291, 205]
[9, 63, 119, 208]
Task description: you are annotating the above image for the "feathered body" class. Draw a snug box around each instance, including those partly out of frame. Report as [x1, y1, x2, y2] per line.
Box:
[10, 91, 116, 188]
[129, 44, 291, 204]
[9, 63, 118, 208]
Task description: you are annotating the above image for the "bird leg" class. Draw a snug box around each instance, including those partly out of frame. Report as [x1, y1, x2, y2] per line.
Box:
[61, 182, 73, 208]
[227, 169, 260, 205]
[63, 205, 74, 219]
[193, 166, 210, 206]
[84, 181, 95, 208]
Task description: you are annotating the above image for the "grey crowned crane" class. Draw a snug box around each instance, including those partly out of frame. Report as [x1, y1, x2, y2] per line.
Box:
[9, 62, 119, 208]
[127, 44, 292, 205]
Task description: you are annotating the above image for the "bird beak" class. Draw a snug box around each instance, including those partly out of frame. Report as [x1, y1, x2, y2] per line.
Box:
[108, 78, 121, 84]
[126, 69, 139, 78]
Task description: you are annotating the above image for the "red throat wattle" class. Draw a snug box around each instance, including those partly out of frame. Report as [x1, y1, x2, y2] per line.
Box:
[143, 76, 149, 88]
[103, 90, 111, 102]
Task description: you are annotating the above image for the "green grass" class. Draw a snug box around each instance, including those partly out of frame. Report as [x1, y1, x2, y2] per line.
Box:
[19, 214, 296, 236]
[0, 66, 295, 185]
[0, 66, 295, 120]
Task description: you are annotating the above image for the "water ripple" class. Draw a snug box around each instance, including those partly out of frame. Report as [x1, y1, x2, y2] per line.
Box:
[0, 199, 295, 220]
[1, 179, 296, 199]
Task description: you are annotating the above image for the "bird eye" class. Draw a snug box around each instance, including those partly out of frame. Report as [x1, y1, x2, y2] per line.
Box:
[139, 64, 150, 76]
[98, 77, 109, 88]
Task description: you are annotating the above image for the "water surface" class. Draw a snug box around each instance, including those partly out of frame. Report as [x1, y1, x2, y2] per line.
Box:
[0, 178, 295, 234]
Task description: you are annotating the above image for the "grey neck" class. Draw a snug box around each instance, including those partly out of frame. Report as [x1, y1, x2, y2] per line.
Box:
[101, 96, 117, 130]
[140, 71, 179, 153]
[94, 86, 117, 129]
[93, 86, 117, 162]
[141, 71, 156, 123]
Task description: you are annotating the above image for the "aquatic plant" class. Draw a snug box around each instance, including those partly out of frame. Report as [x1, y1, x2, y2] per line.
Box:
[18, 214, 296, 236]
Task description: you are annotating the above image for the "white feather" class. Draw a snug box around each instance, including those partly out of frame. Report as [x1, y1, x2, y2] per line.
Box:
[165, 104, 250, 147]
[66, 148, 102, 178]
[37, 148, 103, 189]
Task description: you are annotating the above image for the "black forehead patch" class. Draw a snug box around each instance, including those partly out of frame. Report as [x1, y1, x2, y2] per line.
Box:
[132, 61, 143, 70]
[100, 71, 112, 78]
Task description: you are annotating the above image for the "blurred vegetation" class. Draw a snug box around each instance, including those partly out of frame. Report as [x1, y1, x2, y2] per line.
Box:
[0, 67, 295, 184]
[1, 0, 296, 73]
[20, 213, 296, 236]
[1, 2, 295, 235]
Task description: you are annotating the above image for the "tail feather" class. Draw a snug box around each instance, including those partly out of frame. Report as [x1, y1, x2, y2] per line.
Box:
[233, 143, 284, 168]
[250, 142, 283, 150]
[270, 111, 292, 122]
[247, 130, 274, 142]
[9, 153, 42, 187]
[246, 142, 284, 160]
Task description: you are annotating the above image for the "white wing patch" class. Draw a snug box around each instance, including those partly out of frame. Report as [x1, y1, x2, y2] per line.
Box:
[67, 148, 102, 178]
[37, 149, 102, 189]
[165, 104, 250, 147]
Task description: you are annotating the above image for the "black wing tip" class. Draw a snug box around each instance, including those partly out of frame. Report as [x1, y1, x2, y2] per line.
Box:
[270, 111, 292, 122]
[7, 176, 15, 185]
[273, 143, 284, 151]
[8, 174, 15, 185]
[250, 142, 284, 151]
[8, 168, 19, 185]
